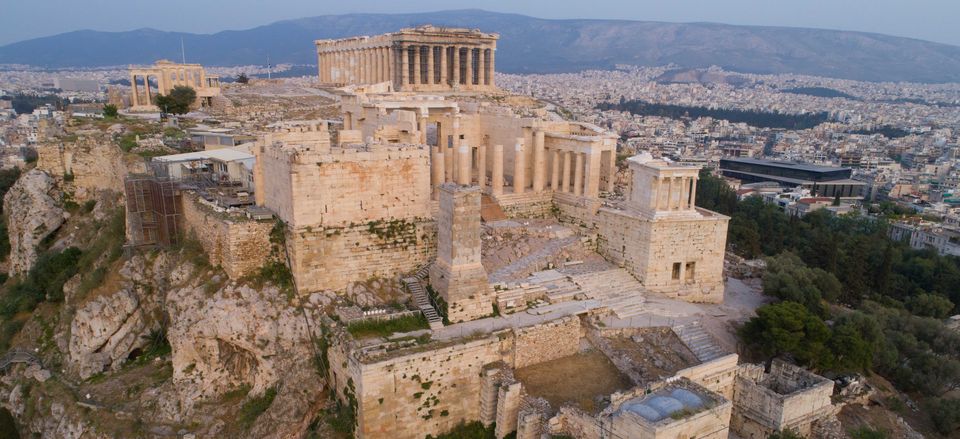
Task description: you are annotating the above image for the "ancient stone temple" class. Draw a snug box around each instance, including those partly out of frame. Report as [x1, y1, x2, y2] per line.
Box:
[315, 25, 499, 92]
[128, 60, 222, 111]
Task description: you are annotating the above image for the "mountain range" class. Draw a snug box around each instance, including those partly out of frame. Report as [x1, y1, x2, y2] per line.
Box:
[2, 9, 960, 83]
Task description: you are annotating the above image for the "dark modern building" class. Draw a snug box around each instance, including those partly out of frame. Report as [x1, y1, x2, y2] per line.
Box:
[719, 157, 865, 198]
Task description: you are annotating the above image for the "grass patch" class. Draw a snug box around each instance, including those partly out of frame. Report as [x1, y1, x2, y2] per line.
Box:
[346, 314, 429, 339]
[238, 387, 278, 428]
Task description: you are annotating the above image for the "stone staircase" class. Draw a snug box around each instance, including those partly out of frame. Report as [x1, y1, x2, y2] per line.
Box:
[404, 267, 444, 330]
[671, 321, 727, 363]
[570, 268, 646, 318]
[481, 194, 508, 222]
[489, 235, 581, 283]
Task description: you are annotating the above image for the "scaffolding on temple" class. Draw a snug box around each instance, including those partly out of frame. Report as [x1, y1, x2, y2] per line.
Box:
[124, 175, 182, 247]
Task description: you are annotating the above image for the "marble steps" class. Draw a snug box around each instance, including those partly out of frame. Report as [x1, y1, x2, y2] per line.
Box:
[672, 322, 727, 362]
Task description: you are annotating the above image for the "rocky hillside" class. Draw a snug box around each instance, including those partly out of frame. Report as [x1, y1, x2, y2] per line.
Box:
[0, 120, 339, 438]
[3, 10, 960, 82]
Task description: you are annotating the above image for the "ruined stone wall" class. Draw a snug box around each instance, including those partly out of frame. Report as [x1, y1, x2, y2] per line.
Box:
[596, 207, 728, 303]
[353, 337, 505, 439]
[557, 407, 603, 439]
[513, 315, 581, 369]
[287, 219, 436, 294]
[493, 191, 554, 219]
[180, 193, 274, 279]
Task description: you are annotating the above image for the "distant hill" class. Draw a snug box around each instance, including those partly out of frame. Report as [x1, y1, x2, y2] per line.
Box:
[3, 9, 960, 83]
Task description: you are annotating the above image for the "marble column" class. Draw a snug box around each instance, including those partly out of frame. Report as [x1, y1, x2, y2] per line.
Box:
[492, 144, 504, 196]
[561, 151, 572, 193]
[476, 48, 485, 87]
[457, 144, 471, 185]
[439, 46, 448, 86]
[689, 177, 698, 209]
[433, 147, 445, 200]
[400, 46, 409, 88]
[451, 46, 460, 86]
[488, 48, 496, 87]
[513, 139, 525, 194]
[412, 46, 420, 85]
[478, 143, 487, 190]
[551, 149, 561, 191]
[465, 48, 474, 87]
[532, 130, 546, 192]
[585, 150, 601, 199]
[426, 45, 434, 85]
[573, 153, 584, 196]
[606, 151, 617, 192]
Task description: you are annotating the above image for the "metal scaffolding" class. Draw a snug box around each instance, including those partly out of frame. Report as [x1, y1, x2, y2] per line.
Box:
[125, 175, 182, 247]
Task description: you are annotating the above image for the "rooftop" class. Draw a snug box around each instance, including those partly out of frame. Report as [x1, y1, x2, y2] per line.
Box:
[721, 157, 852, 174]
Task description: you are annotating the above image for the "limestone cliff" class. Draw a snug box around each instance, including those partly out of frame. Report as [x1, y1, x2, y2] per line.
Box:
[3, 169, 65, 276]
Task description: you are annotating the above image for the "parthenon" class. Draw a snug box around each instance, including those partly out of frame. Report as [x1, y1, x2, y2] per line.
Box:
[315, 25, 499, 92]
[128, 60, 222, 111]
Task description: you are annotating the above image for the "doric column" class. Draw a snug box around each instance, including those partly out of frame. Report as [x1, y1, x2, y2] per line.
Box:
[513, 138, 525, 194]
[573, 153, 584, 196]
[451, 46, 460, 86]
[400, 45, 409, 88]
[606, 151, 617, 192]
[489, 47, 496, 87]
[426, 45, 434, 85]
[561, 151, 572, 193]
[432, 147, 445, 200]
[532, 130, 546, 192]
[439, 46, 448, 86]
[458, 144, 471, 185]
[690, 177, 698, 209]
[411, 45, 420, 85]
[478, 143, 487, 190]
[551, 149, 561, 191]
[492, 144, 504, 196]
[465, 48, 474, 87]
[585, 149, 602, 199]
[476, 48, 485, 87]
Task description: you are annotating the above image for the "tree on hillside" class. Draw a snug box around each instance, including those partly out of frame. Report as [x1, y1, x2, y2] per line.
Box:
[739, 301, 832, 369]
[236, 73, 250, 84]
[102, 103, 118, 118]
[154, 86, 196, 114]
[762, 252, 841, 317]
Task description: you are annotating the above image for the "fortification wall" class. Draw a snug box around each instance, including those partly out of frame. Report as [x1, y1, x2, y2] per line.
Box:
[354, 337, 504, 439]
[287, 219, 436, 294]
[180, 193, 273, 279]
[674, 354, 739, 399]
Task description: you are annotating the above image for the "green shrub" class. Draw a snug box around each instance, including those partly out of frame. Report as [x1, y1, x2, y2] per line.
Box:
[239, 387, 278, 428]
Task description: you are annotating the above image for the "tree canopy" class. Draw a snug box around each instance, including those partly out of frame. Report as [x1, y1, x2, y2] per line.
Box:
[154, 86, 196, 114]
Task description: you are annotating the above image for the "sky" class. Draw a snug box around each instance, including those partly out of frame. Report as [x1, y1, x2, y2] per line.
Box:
[1, 0, 958, 47]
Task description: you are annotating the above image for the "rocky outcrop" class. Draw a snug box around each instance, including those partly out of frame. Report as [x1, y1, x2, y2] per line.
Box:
[68, 289, 153, 379]
[166, 279, 317, 412]
[36, 135, 146, 200]
[4, 169, 65, 276]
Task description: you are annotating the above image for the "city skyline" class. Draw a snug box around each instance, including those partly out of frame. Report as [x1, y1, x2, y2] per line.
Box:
[2, 0, 960, 47]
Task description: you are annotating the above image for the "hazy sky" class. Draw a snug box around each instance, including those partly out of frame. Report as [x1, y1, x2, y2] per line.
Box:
[1, 0, 958, 47]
